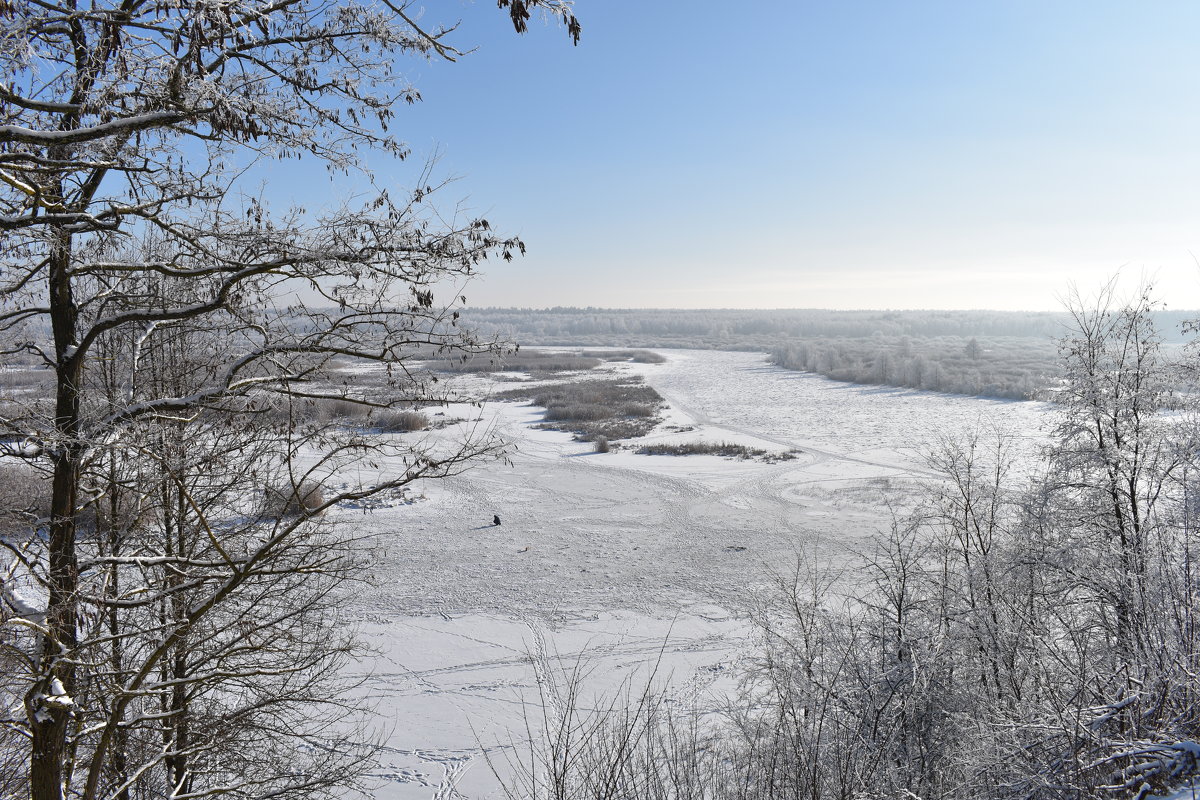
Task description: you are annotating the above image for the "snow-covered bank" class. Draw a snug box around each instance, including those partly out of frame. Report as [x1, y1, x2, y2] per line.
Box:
[338, 349, 1054, 798]
[355, 607, 746, 800]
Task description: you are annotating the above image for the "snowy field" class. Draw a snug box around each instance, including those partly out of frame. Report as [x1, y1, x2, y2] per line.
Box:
[335, 349, 1055, 799]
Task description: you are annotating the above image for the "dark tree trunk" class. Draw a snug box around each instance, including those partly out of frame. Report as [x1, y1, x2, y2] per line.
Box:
[30, 227, 81, 800]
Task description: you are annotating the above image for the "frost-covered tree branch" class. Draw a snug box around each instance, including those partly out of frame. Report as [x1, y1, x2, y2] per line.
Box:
[0, 0, 583, 798]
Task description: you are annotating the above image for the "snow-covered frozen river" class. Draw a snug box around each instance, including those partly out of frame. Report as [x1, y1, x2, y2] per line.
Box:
[343, 348, 1056, 799]
[645, 349, 1051, 470]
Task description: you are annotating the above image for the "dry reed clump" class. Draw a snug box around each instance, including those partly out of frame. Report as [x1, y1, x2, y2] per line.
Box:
[374, 409, 430, 432]
[634, 441, 801, 461]
[635, 441, 766, 458]
[427, 351, 602, 374]
[495, 377, 665, 442]
[317, 398, 371, 421]
[257, 396, 431, 433]
[593, 436, 611, 453]
[253, 396, 360, 427]
[563, 418, 657, 441]
[262, 481, 326, 518]
[525, 379, 662, 414]
[542, 404, 612, 422]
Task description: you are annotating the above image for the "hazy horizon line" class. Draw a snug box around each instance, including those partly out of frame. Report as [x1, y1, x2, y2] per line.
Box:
[459, 305, 1200, 315]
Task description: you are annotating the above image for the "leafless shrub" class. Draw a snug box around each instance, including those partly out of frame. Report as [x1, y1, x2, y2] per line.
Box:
[0, 398, 53, 438]
[498, 646, 736, 800]
[0, 463, 50, 535]
[593, 436, 610, 454]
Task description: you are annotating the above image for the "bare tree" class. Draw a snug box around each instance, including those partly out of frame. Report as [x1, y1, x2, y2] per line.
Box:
[0, 1, 583, 798]
[1050, 283, 1184, 663]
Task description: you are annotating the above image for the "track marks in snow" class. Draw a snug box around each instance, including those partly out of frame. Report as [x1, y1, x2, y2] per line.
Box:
[372, 746, 474, 800]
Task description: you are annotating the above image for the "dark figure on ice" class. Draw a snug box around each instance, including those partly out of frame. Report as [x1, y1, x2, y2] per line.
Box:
[493, 514, 502, 526]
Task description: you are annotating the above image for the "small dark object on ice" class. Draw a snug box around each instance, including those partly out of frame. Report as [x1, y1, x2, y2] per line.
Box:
[493, 514, 502, 526]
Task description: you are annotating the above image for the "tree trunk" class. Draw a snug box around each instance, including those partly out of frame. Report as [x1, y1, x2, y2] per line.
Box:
[30, 228, 81, 800]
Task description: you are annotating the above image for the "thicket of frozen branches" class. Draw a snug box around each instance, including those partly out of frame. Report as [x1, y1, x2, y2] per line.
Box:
[514, 287, 1200, 800]
[0, 0, 581, 798]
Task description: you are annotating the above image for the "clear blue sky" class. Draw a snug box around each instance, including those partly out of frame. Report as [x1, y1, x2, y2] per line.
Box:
[264, 1, 1200, 310]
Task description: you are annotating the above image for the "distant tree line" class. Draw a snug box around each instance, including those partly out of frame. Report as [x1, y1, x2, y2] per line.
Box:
[459, 307, 1196, 400]
[768, 335, 1058, 400]
[461, 307, 1197, 345]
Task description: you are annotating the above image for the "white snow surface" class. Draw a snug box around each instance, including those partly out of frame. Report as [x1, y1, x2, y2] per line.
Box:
[335, 349, 1055, 799]
[1160, 780, 1200, 799]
